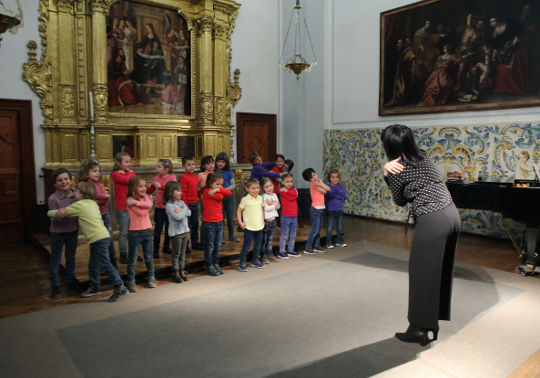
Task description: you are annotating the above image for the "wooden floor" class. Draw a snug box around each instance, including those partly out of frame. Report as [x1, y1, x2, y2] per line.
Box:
[1, 215, 539, 375]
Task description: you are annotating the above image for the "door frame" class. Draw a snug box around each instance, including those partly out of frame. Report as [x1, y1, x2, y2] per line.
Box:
[0, 99, 36, 242]
[236, 112, 277, 164]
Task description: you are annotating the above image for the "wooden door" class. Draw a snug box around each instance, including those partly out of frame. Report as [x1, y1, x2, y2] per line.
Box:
[236, 112, 276, 164]
[0, 100, 35, 245]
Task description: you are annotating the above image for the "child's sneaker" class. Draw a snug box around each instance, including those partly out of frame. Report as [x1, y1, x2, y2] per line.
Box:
[51, 285, 62, 299]
[261, 256, 270, 264]
[207, 264, 220, 276]
[214, 264, 224, 275]
[278, 252, 289, 259]
[288, 251, 301, 257]
[238, 265, 248, 272]
[146, 276, 157, 288]
[251, 261, 266, 269]
[336, 243, 348, 247]
[303, 248, 316, 255]
[107, 284, 128, 302]
[313, 247, 326, 253]
[327, 244, 335, 249]
[80, 283, 101, 298]
[126, 280, 138, 292]
[268, 254, 278, 262]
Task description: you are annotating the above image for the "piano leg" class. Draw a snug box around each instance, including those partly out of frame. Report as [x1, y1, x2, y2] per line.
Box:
[516, 227, 540, 276]
[523, 228, 538, 266]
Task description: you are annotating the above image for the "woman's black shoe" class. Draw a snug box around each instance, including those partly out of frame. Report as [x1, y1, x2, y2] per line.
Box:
[395, 325, 438, 346]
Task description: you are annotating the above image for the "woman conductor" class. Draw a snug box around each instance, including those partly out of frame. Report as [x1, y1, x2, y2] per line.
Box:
[381, 124, 461, 346]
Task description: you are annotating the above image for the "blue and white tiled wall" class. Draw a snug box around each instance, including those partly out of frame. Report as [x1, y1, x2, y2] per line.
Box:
[323, 123, 540, 238]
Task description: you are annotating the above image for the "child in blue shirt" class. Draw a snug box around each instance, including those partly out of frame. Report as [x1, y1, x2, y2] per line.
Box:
[326, 169, 347, 248]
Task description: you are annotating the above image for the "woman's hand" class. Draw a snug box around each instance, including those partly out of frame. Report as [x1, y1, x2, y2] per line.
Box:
[384, 157, 405, 176]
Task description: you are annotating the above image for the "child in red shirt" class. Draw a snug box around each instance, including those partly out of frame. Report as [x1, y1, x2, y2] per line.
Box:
[279, 173, 300, 259]
[180, 156, 202, 250]
[201, 172, 232, 276]
[146, 158, 177, 257]
[111, 152, 135, 263]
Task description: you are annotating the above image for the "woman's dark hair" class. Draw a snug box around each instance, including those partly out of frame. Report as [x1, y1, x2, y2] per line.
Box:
[205, 171, 223, 189]
[381, 124, 425, 165]
[200, 155, 214, 172]
[163, 181, 182, 203]
[215, 152, 231, 171]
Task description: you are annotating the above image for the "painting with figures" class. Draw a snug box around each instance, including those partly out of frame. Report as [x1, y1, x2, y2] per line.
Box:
[379, 0, 540, 115]
[107, 1, 191, 115]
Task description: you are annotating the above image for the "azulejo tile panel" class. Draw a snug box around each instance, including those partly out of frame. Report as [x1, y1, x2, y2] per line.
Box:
[323, 124, 540, 238]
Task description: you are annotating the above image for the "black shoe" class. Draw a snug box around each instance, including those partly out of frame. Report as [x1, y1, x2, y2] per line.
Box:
[213, 264, 224, 275]
[108, 284, 128, 302]
[120, 254, 128, 264]
[51, 286, 62, 299]
[395, 325, 438, 346]
[206, 264, 220, 276]
[229, 236, 241, 242]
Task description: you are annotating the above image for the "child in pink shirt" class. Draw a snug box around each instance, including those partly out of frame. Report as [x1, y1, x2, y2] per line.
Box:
[302, 168, 330, 254]
[126, 175, 156, 292]
[146, 158, 177, 257]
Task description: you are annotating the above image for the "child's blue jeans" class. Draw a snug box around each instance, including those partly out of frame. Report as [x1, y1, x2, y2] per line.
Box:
[49, 230, 78, 286]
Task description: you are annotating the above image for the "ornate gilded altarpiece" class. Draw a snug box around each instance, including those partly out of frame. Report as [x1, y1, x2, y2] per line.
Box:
[23, 0, 242, 169]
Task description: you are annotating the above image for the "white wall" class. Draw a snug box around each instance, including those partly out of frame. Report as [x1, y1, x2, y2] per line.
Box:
[0, 0, 45, 204]
[230, 0, 280, 162]
[330, 0, 540, 129]
[279, 0, 326, 188]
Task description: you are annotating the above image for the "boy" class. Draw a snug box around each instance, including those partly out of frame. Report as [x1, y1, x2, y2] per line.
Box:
[249, 151, 282, 182]
[237, 178, 265, 271]
[302, 168, 330, 254]
[48, 168, 79, 299]
[48, 182, 127, 302]
[180, 156, 203, 250]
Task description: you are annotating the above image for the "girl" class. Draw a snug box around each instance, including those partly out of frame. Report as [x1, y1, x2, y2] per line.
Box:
[126, 176, 156, 292]
[325, 169, 347, 248]
[382, 124, 460, 346]
[79, 160, 117, 267]
[48, 182, 127, 302]
[201, 172, 232, 276]
[237, 178, 265, 271]
[111, 152, 135, 264]
[198, 155, 215, 192]
[164, 181, 191, 283]
[146, 158, 177, 257]
[278, 173, 300, 259]
[215, 152, 240, 242]
[261, 177, 280, 263]
[271, 154, 285, 194]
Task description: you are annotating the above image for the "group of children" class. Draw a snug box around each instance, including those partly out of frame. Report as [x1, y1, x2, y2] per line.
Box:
[47, 151, 347, 302]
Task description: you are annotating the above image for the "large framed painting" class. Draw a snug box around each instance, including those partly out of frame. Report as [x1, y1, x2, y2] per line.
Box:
[379, 0, 540, 116]
[107, 1, 191, 116]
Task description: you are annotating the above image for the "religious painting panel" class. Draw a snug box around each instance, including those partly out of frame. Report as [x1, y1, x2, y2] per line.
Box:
[177, 136, 195, 158]
[107, 0, 191, 116]
[113, 135, 135, 158]
[380, 0, 540, 115]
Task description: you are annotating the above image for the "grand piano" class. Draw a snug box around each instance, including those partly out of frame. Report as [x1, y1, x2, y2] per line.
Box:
[446, 180, 540, 274]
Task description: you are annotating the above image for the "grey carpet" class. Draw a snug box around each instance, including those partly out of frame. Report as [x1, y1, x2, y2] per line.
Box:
[57, 252, 522, 378]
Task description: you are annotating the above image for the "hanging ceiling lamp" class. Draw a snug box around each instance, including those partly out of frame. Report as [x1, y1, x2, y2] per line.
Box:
[279, 0, 317, 80]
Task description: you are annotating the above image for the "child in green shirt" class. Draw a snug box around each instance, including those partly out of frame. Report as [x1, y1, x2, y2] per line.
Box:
[48, 182, 127, 302]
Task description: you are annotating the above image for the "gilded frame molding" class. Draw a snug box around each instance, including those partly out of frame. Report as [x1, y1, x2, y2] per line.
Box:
[23, 0, 241, 168]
